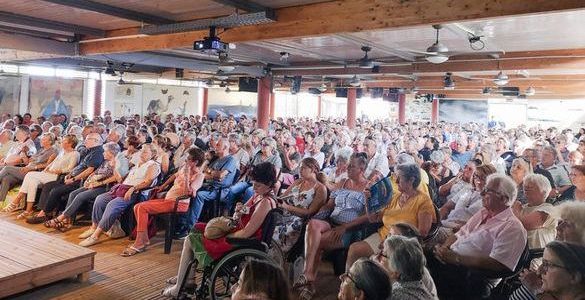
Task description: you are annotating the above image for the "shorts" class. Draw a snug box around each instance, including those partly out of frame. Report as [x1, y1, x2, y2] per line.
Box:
[363, 232, 382, 252]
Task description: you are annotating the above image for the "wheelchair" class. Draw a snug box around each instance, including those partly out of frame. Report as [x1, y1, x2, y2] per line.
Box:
[176, 207, 283, 300]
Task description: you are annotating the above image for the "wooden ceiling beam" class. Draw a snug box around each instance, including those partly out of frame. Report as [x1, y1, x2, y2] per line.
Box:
[79, 0, 585, 55]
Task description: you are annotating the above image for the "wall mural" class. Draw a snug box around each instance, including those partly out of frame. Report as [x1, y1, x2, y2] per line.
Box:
[0, 76, 21, 115]
[28, 77, 83, 118]
[111, 84, 142, 116]
[142, 84, 197, 116]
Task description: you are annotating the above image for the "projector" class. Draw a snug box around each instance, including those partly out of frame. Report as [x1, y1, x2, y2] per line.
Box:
[194, 36, 229, 54]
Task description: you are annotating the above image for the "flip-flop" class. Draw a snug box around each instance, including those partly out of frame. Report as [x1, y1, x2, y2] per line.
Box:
[121, 246, 146, 257]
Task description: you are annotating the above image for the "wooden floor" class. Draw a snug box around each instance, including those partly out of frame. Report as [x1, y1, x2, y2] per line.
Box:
[0, 213, 340, 300]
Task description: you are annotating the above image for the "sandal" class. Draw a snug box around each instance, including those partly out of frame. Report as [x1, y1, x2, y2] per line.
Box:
[293, 274, 312, 289]
[45, 218, 71, 231]
[1, 202, 19, 213]
[16, 211, 33, 220]
[298, 283, 316, 300]
[121, 246, 146, 257]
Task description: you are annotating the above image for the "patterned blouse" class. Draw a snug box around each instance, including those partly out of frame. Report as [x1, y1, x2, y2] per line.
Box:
[329, 188, 366, 224]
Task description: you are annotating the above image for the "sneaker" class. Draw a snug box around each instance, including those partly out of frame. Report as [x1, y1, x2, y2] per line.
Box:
[79, 236, 100, 247]
[78, 228, 96, 239]
[107, 220, 126, 239]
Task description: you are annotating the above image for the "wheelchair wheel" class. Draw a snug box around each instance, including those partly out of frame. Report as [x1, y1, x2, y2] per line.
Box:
[267, 239, 285, 267]
[208, 248, 274, 300]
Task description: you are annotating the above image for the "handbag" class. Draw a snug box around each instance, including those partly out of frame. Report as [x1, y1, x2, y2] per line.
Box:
[109, 184, 133, 198]
[204, 216, 237, 239]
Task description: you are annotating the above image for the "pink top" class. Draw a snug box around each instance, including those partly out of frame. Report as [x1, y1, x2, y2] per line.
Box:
[166, 166, 203, 201]
[451, 207, 527, 270]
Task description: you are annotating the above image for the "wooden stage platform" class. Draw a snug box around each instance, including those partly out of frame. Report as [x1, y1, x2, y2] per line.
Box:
[0, 219, 95, 298]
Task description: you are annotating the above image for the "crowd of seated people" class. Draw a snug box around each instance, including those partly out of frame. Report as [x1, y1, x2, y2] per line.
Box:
[1, 111, 585, 300]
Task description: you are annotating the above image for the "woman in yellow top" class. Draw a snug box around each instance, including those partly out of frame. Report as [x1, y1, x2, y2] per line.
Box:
[346, 163, 435, 269]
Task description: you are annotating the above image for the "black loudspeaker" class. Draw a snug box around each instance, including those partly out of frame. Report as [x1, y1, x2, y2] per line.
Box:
[502, 87, 520, 97]
[370, 87, 384, 98]
[291, 76, 302, 94]
[335, 88, 363, 98]
[238, 77, 259, 92]
[175, 68, 184, 78]
[308, 88, 322, 95]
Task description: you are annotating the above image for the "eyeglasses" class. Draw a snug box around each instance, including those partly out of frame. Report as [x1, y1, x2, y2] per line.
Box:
[481, 187, 504, 198]
[339, 272, 361, 290]
[540, 259, 568, 274]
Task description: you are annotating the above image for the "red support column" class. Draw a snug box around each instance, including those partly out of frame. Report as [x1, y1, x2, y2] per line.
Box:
[257, 76, 272, 130]
[269, 92, 276, 119]
[398, 93, 406, 124]
[94, 79, 102, 117]
[431, 98, 439, 124]
[317, 95, 322, 118]
[347, 88, 357, 129]
[202, 88, 208, 116]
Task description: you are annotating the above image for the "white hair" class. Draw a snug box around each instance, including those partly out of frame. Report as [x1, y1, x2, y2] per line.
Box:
[523, 173, 552, 200]
[554, 201, 585, 244]
[335, 147, 353, 163]
[486, 173, 518, 206]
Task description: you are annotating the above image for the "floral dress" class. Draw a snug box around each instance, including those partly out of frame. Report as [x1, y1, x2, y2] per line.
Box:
[272, 184, 316, 252]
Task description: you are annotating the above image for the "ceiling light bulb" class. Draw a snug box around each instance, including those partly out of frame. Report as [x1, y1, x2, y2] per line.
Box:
[225, 87, 231, 93]
[525, 87, 536, 96]
[425, 54, 449, 64]
[318, 84, 327, 92]
[349, 75, 361, 87]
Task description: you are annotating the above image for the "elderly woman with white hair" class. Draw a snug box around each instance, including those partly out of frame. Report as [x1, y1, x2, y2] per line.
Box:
[512, 173, 556, 249]
[378, 235, 438, 300]
[509, 201, 585, 300]
[511, 157, 533, 204]
[325, 147, 353, 191]
[429, 174, 528, 299]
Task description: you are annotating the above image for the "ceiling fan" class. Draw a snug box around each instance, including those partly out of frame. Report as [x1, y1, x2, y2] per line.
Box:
[405, 24, 505, 64]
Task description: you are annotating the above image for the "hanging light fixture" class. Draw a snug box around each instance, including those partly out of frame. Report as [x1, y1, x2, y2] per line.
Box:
[425, 25, 450, 64]
[525, 86, 536, 96]
[349, 75, 361, 87]
[493, 71, 509, 86]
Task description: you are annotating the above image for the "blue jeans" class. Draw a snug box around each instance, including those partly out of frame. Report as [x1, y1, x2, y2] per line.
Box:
[62, 186, 107, 218]
[92, 192, 136, 231]
[225, 182, 254, 208]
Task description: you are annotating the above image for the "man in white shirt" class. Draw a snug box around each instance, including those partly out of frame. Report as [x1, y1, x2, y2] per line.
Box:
[429, 174, 527, 299]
